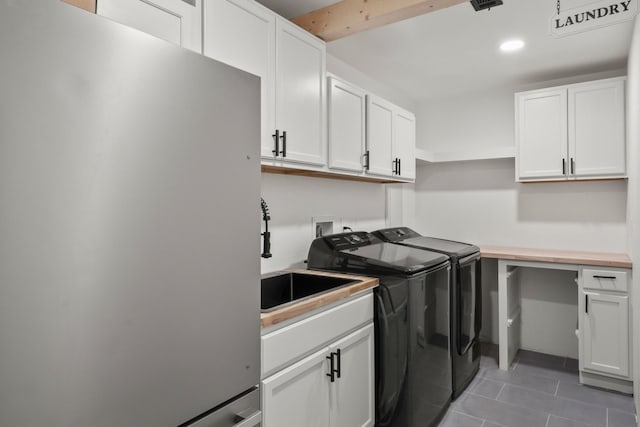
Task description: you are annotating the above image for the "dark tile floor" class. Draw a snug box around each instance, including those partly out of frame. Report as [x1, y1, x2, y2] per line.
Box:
[439, 343, 636, 427]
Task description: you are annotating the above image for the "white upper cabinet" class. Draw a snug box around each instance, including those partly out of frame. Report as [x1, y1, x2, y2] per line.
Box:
[328, 76, 366, 173]
[202, 0, 276, 158]
[366, 95, 395, 178]
[365, 95, 416, 181]
[568, 79, 626, 178]
[202, 2, 326, 166]
[96, 0, 202, 52]
[393, 108, 416, 181]
[516, 88, 568, 180]
[516, 77, 626, 182]
[274, 17, 326, 166]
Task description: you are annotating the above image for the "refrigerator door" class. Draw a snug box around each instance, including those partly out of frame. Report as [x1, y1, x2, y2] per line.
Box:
[0, 2, 260, 427]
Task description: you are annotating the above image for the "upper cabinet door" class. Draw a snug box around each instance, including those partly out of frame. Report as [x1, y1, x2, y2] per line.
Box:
[328, 77, 366, 173]
[275, 18, 326, 166]
[202, 0, 276, 159]
[393, 108, 416, 180]
[366, 95, 394, 178]
[568, 79, 626, 178]
[516, 88, 568, 181]
[96, 0, 202, 52]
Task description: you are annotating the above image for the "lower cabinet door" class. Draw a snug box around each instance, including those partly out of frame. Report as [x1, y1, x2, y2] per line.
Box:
[330, 323, 375, 427]
[582, 291, 629, 378]
[262, 347, 331, 427]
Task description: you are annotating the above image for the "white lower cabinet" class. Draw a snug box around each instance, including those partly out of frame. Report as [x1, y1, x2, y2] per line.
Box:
[581, 291, 629, 377]
[261, 293, 375, 427]
[262, 324, 374, 427]
[329, 325, 375, 427]
[578, 267, 632, 392]
[262, 347, 332, 427]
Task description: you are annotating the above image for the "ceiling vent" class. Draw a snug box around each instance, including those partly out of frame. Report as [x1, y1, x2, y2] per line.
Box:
[470, 0, 503, 11]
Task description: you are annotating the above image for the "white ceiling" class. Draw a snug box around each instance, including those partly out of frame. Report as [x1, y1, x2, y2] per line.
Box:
[256, 0, 635, 101]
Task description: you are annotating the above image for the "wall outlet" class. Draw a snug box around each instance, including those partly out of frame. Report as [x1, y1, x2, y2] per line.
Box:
[312, 216, 341, 238]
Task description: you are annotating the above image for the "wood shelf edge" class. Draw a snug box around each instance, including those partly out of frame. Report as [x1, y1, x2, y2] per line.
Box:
[261, 164, 410, 184]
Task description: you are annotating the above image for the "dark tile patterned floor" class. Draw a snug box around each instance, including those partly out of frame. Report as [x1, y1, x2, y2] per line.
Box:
[439, 343, 637, 427]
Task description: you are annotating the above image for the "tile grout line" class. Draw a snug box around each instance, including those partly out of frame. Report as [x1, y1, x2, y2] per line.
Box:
[495, 383, 506, 401]
[545, 413, 551, 427]
[554, 380, 560, 396]
[606, 407, 608, 427]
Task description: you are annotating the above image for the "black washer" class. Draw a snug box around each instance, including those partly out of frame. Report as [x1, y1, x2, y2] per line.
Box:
[308, 231, 452, 427]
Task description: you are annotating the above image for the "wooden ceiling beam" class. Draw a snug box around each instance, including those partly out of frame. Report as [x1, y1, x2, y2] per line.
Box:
[292, 0, 469, 42]
[62, 0, 96, 13]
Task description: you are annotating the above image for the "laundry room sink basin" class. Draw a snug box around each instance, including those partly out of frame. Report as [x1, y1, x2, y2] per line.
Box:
[261, 272, 358, 312]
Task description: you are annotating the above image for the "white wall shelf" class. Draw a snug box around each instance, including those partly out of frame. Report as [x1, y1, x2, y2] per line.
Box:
[416, 146, 515, 164]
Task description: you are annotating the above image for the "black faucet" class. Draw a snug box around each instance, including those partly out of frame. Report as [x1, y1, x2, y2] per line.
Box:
[261, 198, 272, 258]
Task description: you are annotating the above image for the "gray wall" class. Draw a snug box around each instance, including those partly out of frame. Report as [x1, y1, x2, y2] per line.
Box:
[625, 15, 640, 420]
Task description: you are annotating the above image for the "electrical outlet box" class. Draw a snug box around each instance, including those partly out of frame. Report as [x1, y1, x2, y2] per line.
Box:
[312, 216, 340, 238]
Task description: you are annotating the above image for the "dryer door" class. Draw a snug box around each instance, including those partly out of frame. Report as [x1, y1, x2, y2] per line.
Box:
[457, 254, 481, 356]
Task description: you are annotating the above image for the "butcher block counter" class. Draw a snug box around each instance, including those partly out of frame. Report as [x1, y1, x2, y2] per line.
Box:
[480, 245, 632, 269]
[260, 269, 378, 328]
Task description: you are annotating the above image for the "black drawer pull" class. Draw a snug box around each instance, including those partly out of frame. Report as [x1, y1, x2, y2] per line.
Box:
[585, 294, 588, 313]
[280, 131, 287, 157]
[272, 129, 280, 156]
[593, 275, 616, 280]
[326, 353, 335, 382]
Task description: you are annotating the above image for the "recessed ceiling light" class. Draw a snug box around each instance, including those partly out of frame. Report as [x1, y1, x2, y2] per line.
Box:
[500, 39, 525, 53]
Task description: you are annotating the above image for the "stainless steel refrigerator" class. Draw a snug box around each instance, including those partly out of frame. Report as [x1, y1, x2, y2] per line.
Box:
[0, 2, 261, 426]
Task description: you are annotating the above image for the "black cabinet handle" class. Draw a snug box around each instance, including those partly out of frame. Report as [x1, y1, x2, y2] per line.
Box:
[363, 150, 370, 170]
[272, 130, 280, 156]
[593, 275, 616, 280]
[280, 131, 287, 157]
[571, 157, 575, 174]
[398, 158, 401, 176]
[326, 353, 335, 382]
[336, 349, 341, 379]
[585, 294, 588, 314]
[562, 158, 566, 175]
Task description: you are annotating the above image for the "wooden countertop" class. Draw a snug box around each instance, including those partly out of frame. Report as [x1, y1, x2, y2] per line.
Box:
[260, 269, 379, 328]
[480, 245, 632, 269]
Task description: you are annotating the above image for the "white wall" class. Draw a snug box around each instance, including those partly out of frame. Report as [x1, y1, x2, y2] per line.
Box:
[260, 173, 387, 272]
[417, 87, 516, 154]
[625, 15, 640, 420]
[414, 160, 628, 252]
[416, 69, 626, 154]
[326, 54, 417, 112]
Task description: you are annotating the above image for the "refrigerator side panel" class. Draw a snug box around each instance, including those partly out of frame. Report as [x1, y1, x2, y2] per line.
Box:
[0, 2, 261, 427]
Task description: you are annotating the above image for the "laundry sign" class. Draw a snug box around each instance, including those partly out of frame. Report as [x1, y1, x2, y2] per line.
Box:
[549, 0, 638, 37]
